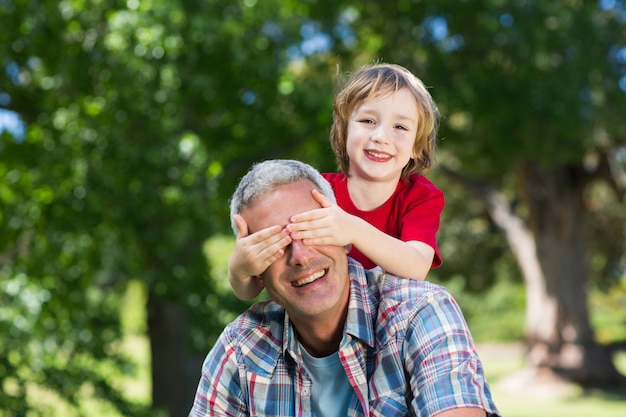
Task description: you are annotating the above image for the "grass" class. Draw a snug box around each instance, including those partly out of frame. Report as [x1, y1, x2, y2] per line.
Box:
[479, 344, 626, 417]
[492, 389, 626, 417]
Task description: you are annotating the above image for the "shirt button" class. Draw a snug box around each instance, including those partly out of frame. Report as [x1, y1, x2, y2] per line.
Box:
[302, 388, 310, 396]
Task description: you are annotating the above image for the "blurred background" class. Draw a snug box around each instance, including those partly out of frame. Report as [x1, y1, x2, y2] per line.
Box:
[1, 0, 626, 416]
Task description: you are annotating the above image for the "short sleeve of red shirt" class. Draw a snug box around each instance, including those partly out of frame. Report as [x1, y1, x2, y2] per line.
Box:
[322, 172, 444, 270]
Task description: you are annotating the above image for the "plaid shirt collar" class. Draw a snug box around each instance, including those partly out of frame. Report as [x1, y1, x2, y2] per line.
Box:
[282, 259, 376, 361]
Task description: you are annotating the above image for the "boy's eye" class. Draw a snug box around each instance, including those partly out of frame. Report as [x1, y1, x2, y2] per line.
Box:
[395, 125, 408, 131]
[359, 119, 374, 124]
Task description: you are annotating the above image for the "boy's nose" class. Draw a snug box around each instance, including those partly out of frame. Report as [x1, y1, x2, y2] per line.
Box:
[371, 125, 390, 143]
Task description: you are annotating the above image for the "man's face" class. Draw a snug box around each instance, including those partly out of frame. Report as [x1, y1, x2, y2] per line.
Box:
[241, 180, 350, 325]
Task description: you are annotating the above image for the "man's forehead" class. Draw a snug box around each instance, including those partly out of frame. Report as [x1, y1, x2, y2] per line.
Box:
[256, 180, 317, 204]
[242, 180, 319, 229]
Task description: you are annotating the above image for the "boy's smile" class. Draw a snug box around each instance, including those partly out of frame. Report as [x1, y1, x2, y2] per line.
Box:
[346, 87, 418, 184]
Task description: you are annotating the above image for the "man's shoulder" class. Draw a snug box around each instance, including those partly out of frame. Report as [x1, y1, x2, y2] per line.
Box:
[226, 300, 285, 334]
[221, 301, 285, 375]
[349, 261, 452, 306]
[365, 270, 455, 332]
[223, 301, 285, 351]
[368, 269, 449, 302]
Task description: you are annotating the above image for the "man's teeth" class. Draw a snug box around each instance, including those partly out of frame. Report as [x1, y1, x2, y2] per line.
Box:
[293, 270, 325, 287]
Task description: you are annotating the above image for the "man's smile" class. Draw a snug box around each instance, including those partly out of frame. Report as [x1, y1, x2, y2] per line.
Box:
[292, 269, 327, 287]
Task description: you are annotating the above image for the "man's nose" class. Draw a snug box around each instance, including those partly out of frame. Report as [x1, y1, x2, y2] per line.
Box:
[287, 239, 314, 266]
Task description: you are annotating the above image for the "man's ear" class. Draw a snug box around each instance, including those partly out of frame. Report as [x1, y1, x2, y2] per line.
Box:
[254, 275, 265, 289]
[233, 214, 250, 238]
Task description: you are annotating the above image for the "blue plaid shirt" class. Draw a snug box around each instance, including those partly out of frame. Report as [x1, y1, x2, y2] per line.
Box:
[189, 259, 500, 416]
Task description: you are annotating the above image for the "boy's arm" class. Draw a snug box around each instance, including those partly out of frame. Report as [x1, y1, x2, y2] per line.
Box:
[346, 218, 434, 280]
[228, 214, 292, 300]
[287, 190, 433, 280]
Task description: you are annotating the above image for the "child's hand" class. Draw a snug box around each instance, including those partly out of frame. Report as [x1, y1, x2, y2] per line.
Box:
[229, 214, 292, 280]
[286, 190, 353, 247]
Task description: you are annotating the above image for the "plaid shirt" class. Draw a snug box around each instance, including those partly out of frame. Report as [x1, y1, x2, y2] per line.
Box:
[189, 260, 500, 417]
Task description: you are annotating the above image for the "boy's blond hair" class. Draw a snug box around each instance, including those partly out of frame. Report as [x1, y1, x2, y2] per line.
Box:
[330, 63, 439, 179]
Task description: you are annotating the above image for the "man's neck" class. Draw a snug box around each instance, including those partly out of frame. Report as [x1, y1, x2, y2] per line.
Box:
[292, 308, 348, 357]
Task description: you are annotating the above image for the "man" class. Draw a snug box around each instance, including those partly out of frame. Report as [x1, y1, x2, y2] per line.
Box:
[189, 159, 500, 417]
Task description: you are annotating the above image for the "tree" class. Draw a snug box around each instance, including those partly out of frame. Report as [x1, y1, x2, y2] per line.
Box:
[313, 0, 626, 388]
[1, 0, 340, 415]
[2, 0, 626, 415]
[0, 1, 220, 415]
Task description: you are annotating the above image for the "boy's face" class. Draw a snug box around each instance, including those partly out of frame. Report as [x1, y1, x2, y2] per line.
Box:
[241, 180, 351, 327]
[346, 88, 418, 183]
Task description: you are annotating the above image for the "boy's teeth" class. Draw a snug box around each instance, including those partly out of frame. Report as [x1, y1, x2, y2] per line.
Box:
[368, 150, 390, 159]
[293, 270, 325, 287]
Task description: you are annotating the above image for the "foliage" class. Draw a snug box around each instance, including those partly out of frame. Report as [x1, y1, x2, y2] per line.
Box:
[484, 350, 626, 417]
[590, 279, 626, 344]
[0, 0, 341, 414]
[1, 0, 625, 414]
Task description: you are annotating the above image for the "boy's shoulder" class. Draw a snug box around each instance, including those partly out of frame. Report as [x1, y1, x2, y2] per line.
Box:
[396, 174, 444, 205]
[322, 172, 346, 183]
[404, 173, 442, 192]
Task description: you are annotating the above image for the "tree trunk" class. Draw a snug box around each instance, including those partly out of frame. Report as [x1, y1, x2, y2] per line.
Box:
[518, 162, 623, 387]
[148, 292, 204, 417]
[441, 163, 625, 389]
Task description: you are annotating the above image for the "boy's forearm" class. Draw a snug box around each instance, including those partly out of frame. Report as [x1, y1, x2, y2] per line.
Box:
[351, 220, 433, 279]
[228, 271, 262, 300]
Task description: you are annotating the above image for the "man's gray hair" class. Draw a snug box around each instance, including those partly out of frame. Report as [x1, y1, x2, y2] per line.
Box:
[229, 159, 336, 235]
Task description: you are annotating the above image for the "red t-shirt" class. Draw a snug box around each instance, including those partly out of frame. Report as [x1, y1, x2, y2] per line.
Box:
[322, 172, 444, 270]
